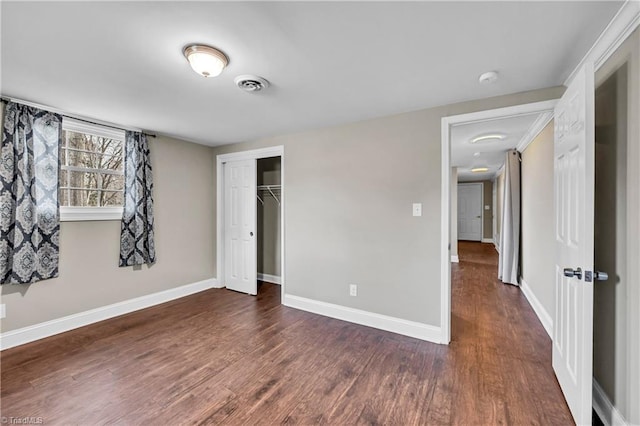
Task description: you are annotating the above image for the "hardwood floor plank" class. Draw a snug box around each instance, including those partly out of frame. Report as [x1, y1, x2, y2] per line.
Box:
[1, 245, 574, 425]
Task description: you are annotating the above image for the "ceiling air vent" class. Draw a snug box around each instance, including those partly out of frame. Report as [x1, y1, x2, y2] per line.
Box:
[234, 75, 270, 93]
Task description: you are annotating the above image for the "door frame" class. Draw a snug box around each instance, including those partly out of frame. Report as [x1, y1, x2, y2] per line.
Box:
[440, 99, 558, 344]
[457, 182, 484, 242]
[217, 145, 285, 303]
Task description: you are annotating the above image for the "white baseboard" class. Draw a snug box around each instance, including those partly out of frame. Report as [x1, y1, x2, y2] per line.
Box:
[482, 238, 494, 244]
[283, 294, 442, 344]
[1, 277, 220, 351]
[257, 273, 281, 285]
[451, 255, 459, 263]
[520, 278, 553, 338]
[593, 379, 628, 426]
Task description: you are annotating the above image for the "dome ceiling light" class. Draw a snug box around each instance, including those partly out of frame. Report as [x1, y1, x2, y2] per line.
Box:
[470, 134, 505, 144]
[471, 167, 489, 173]
[183, 44, 228, 78]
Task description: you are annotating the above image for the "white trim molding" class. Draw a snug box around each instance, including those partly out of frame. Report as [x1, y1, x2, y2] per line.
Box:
[284, 294, 442, 344]
[481, 238, 494, 244]
[441, 99, 558, 346]
[60, 206, 123, 221]
[0, 278, 220, 351]
[520, 278, 553, 338]
[565, 0, 640, 86]
[451, 255, 459, 263]
[516, 111, 554, 153]
[216, 145, 285, 305]
[257, 273, 281, 285]
[593, 379, 629, 426]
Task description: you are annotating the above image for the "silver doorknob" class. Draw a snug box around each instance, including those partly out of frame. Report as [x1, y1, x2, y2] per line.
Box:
[594, 271, 608, 281]
[563, 267, 582, 279]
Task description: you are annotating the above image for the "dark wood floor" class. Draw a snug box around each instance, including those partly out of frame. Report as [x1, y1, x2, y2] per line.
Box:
[1, 242, 573, 425]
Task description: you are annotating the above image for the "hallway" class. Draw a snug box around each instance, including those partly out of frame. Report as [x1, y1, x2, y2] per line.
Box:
[450, 241, 573, 424]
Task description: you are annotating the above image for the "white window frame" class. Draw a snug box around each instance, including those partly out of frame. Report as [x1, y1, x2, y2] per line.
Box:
[60, 118, 125, 221]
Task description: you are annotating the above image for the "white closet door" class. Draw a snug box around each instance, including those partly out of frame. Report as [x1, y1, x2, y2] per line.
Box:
[458, 183, 483, 241]
[224, 159, 257, 295]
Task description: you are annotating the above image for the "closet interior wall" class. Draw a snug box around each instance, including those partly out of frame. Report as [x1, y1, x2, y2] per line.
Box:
[257, 157, 282, 280]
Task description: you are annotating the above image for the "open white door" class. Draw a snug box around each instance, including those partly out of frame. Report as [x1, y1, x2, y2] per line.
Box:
[224, 159, 257, 295]
[458, 183, 483, 241]
[553, 62, 595, 425]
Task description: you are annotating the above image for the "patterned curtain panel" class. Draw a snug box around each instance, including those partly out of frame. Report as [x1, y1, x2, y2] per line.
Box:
[0, 102, 62, 284]
[119, 131, 156, 266]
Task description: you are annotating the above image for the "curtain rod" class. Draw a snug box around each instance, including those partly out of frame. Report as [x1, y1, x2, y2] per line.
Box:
[0, 96, 156, 139]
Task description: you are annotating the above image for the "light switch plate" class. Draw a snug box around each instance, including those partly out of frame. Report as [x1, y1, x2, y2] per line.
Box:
[413, 203, 422, 217]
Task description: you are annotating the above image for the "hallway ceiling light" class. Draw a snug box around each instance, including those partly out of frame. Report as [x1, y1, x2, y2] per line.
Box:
[471, 167, 489, 173]
[470, 134, 505, 144]
[183, 44, 228, 78]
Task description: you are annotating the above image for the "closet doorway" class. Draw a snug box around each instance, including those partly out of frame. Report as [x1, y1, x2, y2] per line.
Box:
[216, 146, 285, 301]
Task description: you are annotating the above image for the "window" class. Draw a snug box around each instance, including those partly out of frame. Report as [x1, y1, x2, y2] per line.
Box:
[60, 118, 125, 221]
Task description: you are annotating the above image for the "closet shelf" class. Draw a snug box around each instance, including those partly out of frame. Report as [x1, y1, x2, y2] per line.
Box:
[257, 184, 281, 206]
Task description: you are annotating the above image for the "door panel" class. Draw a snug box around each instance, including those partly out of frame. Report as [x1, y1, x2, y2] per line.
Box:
[224, 159, 257, 295]
[458, 183, 483, 241]
[553, 62, 595, 426]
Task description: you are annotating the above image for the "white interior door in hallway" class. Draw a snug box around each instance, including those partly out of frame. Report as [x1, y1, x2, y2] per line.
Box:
[224, 159, 257, 295]
[553, 62, 595, 426]
[458, 183, 483, 241]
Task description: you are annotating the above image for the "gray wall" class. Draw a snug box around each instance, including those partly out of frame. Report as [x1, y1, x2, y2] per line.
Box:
[482, 180, 493, 240]
[1, 102, 216, 332]
[593, 27, 639, 425]
[495, 170, 505, 250]
[521, 121, 555, 317]
[257, 157, 281, 277]
[450, 167, 458, 258]
[212, 86, 564, 326]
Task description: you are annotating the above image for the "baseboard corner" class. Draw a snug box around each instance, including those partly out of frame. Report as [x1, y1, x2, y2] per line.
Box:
[593, 378, 628, 426]
[283, 294, 442, 344]
[451, 255, 459, 263]
[257, 273, 282, 285]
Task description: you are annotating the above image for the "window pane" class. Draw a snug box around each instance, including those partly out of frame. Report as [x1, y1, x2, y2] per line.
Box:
[100, 173, 124, 192]
[69, 189, 100, 207]
[60, 186, 69, 207]
[65, 170, 98, 190]
[61, 127, 124, 209]
[100, 190, 123, 207]
[64, 130, 123, 171]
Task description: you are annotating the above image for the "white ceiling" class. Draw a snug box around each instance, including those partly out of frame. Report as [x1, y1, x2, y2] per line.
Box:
[452, 113, 542, 182]
[1, 1, 622, 146]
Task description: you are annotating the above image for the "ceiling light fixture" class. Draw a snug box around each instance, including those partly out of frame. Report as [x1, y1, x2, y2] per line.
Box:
[183, 44, 228, 78]
[470, 134, 505, 144]
[473, 152, 481, 157]
[471, 167, 489, 173]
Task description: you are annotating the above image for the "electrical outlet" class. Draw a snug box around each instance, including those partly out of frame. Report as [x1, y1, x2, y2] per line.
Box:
[0, 304, 5, 319]
[349, 284, 357, 297]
